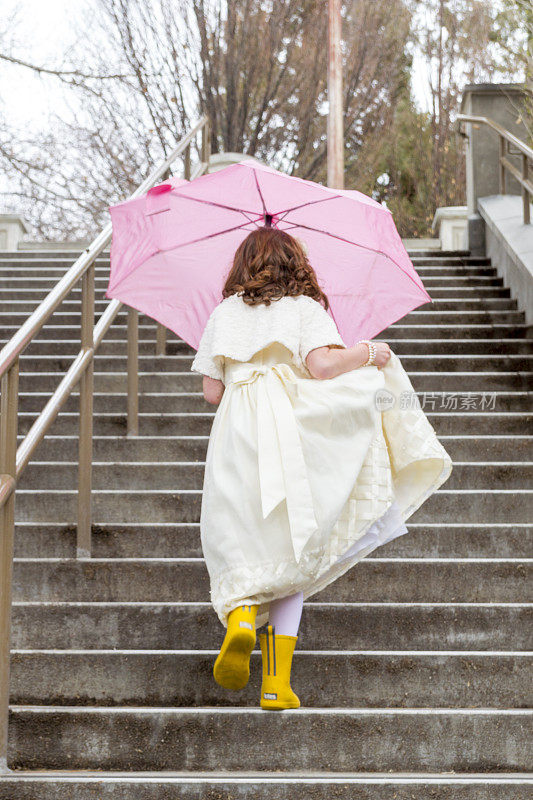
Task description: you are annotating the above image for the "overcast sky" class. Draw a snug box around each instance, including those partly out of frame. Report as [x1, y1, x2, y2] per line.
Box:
[3, 0, 437, 133]
[2, 0, 87, 127]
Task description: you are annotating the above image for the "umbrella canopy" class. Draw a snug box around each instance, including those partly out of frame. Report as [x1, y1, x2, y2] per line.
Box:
[106, 160, 431, 350]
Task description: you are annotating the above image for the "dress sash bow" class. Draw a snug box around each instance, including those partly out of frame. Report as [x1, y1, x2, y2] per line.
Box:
[227, 362, 319, 563]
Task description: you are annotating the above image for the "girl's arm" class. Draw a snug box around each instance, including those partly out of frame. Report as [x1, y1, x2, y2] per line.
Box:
[203, 375, 225, 405]
[306, 341, 391, 380]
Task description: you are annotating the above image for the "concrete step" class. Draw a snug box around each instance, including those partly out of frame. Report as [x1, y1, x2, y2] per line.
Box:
[15, 434, 532, 462]
[5, 337, 533, 356]
[2, 339, 194, 356]
[0, 285, 516, 301]
[12, 523, 533, 559]
[14, 411, 532, 437]
[11, 601, 531, 650]
[2, 309, 528, 326]
[0, 249, 480, 260]
[0, 253, 107, 261]
[0, 272, 508, 286]
[382, 339, 533, 354]
[423, 414, 531, 435]
[1, 771, 532, 800]
[13, 353, 533, 373]
[15, 389, 533, 414]
[350, 322, 529, 340]
[2, 298, 521, 314]
[408, 253, 487, 262]
[16, 460, 533, 490]
[2, 322, 530, 341]
[0, 248, 483, 260]
[16, 391, 211, 413]
[11, 558, 532, 603]
[0, 323, 166, 340]
[0, 263, 500, 280]
[9, 649, 532, 709]
[12, 487, 533, 524]
[402, 266, 500, 276]
[6, 706, 531, 772]
[15, 370, 533, 392]
[0, 273, 510, 287]
[413, 275, 503, 285]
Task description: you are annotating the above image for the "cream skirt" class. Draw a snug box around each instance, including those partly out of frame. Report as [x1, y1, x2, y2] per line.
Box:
[199, 342, 453, 629]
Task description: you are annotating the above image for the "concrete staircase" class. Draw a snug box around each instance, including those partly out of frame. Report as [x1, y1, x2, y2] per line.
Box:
[0, 249, 531, 797]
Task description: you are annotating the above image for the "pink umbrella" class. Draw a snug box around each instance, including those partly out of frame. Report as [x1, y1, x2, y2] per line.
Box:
[106, 160, 431, 349]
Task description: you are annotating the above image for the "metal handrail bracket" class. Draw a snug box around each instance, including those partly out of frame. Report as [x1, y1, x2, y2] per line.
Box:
[457, 113, 532, 224]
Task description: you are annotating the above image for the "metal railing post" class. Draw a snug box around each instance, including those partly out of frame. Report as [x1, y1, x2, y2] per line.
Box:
[0, 359, 19, 773]
[156, 324, 167, 356]
[499, 136, 506, 194]
[77, 262, 95, 558]
[127, 307, 139, 436]
[202, 118, 211, 166]
[184, 143, 191, 180]
[522, 153, 530, 225]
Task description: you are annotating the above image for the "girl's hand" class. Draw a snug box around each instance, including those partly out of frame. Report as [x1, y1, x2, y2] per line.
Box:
[306, 340, 393, 380]
[370, 341, 392, 369]
[203, 375, 225, 404]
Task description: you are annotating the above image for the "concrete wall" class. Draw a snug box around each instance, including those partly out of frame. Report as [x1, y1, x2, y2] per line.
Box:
[477, 195, 533, 329]
[0, 214, 30, 251]
[460, 83, 533, 324]
[207, 152, 268, 173]
[432, 207, 468, 250]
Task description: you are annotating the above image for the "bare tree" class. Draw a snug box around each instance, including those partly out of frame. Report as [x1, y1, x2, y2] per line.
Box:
[0, 0, 411, 238]
[491, 0, 533, 141]
[406, 0, 500, 211]
[346, 0, 524, 237]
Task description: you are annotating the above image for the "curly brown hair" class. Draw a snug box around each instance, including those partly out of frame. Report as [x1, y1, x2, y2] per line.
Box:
[222, 228, 330, 309]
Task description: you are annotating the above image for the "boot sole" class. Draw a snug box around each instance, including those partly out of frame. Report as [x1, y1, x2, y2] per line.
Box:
[213, 629, 256, 690]
[260, 699, 301, 710]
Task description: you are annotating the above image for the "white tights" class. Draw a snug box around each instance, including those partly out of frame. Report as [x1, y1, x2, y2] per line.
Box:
[267, 590, 304, 636]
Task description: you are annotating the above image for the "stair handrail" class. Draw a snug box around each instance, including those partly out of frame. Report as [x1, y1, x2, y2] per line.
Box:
[0, 114, 211, 773]
[457, 113, 533, 224]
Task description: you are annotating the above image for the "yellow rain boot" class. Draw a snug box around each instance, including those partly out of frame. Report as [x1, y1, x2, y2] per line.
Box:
[259, 624, 300, 710]
[213, 603, 258, 690]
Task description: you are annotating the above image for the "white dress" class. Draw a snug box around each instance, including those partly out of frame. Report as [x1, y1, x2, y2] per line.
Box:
[191, 293, 453, 630]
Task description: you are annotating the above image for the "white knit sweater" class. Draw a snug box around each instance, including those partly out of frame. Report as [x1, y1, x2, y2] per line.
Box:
[190, 293, 346, 383]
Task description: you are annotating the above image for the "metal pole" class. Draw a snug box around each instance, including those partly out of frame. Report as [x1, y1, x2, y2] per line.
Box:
[522, 154, 530, 225]
[327, 0, 344, 189]
[184, 143, 191, 180]
[0, 359, 19, 773]
[201, 119, 211, 168]
[499, 136, 506, 195]
[77, 262, 95, 558]
[127, 307, 139, 437]
[156, 323, 167, 356]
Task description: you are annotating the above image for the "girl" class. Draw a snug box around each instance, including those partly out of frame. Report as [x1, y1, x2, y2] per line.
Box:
[191, 227, 452, 711]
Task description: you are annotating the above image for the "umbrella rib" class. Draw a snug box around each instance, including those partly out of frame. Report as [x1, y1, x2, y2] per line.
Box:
[253, 169, 267, 215]
[292, 222, 432, 300]
[240, 209, 263, 226]
[276, 194, 342, 220]
[168, 191, 259, 217]
[155, 220, 257, 253]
